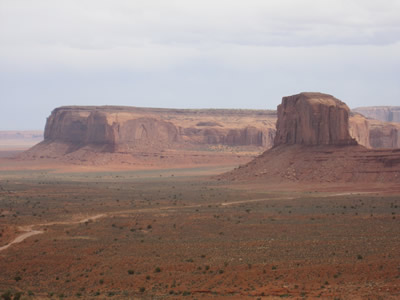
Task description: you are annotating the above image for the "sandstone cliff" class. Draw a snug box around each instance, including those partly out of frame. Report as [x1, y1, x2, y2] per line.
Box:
[22, 106, 277, 165]
[274, 92, 357, 146]
[42, 106, 276, 149]
[221, 92, 400, 183]
[353, 106, 400, 123]
[351, 106, 400, 149]
[369, 120, 400, 149]
[349, 113, 400, 149]
[41, 105, 400, 150]
[20, 102, 400, 166]
[349, 113, 370, 148]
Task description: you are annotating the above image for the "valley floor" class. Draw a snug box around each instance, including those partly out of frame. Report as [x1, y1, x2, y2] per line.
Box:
[0, 166, 399, 299]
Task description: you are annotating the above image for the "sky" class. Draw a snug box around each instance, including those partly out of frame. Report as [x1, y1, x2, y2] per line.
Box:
[1, 0, 399, 130]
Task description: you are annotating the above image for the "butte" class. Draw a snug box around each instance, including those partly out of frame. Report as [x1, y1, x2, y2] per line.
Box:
[221, 92, 400, 183]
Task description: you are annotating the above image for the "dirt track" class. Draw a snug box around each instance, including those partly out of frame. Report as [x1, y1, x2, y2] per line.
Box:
[0, 196, 304, 253]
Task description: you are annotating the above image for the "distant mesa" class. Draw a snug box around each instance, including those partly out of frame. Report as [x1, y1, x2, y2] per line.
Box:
[20, 106, 277, 166]
[353, 106, 400, 123]
[221, 92, 400, 183]
[16, 97, 400, 167]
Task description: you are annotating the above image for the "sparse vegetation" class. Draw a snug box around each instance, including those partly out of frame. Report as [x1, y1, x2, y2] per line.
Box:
[0, 170, 398, 299]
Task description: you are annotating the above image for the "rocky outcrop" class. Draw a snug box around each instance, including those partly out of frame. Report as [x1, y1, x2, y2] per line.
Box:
[20, 101, 400, 166]
[221, 92, 400, 183]
[353, 106, 400, 123]
[43, 108, 179, 149]
[349, 113, 370, 148]
[369, 121, 400, 149]
[349, 113, 400, 149]
[272, 93, 399, 149]
[350, 106, 400, 149]
[42, 106, 276, 149]
[22, 106, 277, 163]
[274, 92, 357, 146]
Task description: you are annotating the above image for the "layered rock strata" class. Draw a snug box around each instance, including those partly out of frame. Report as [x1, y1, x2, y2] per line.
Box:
[349, 113, 400, 149]
[221, 92, 400, 183]
[22, 106, 277, 165]
[353, 106, 400, 123]
[42, 106, 276, 149]
[274, 93, 357, 146]
[20, 101, 400, 166]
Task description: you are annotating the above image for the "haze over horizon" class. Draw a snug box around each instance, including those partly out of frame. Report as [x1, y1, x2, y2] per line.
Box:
[1, 0, 400, 130]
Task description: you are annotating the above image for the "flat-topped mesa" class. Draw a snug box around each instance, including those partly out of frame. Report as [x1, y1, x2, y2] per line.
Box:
[353, 106, 400, 123]
[39, 105, 278, 153]
[274, 92, 357, 146]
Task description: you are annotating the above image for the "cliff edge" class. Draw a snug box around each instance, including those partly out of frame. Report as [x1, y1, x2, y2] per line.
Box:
[353, 106, 400, 123]
[221, 92, 400, 183]
[20, 106, 277, 166]
[274, 93, 356, 146]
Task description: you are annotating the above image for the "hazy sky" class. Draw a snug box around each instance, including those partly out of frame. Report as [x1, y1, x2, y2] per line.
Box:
[1, 0, 399, 130]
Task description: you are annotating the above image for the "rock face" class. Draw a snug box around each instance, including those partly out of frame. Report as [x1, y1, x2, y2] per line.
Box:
[43, 107, 180, 149]
[349, 113, 370, 148]
[20, 101, 400, 166]
[353, 106, 400, 123]
[350, 106, 400, 149]
[22, 106, 277, 165]
[349, 113, 400, 149]
[221, 92, 400, 183]
[369, 121, 400, 149]
[42, 106, 276, 149]
[274, 93, 357, 146]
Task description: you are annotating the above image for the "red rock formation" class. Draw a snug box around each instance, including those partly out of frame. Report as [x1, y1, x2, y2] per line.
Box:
[20, 101, 400, 166]
[369, 121, 400, 149]
[353, 106, 400, 123]
[222, 144, 400, 183]
[349, 113, 400, 149]
[44, 107, 89, 143]
[221, 92, 400, 183]
[41, 106, 276, 149]
[349, 113, 370, 148]
[22, 106, 277, 164]
[274, 93, 357, 146]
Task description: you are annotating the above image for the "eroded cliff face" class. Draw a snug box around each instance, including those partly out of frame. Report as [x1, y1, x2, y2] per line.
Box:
[23, 101, 400, 166]
[349, 113, 370, 148]
[274, 92, 357, 146]
[353, 106, 400, 123]
[44, 108, 90, 143]
[369, 121, 400, 149]
[37, 106, 277, 156]
[221, 92, 400, 183]
[349, 113, 400, 149]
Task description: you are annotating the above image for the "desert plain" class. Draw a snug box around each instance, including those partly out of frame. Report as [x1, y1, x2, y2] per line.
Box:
[1, 161, 399, 300]
[1, 94, 400, 299]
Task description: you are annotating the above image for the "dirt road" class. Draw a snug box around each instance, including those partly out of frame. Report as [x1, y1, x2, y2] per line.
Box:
[0, 195, 318, 253]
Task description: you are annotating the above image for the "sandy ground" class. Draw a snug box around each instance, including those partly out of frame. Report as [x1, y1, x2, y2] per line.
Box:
[0, 159, 399, 299]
